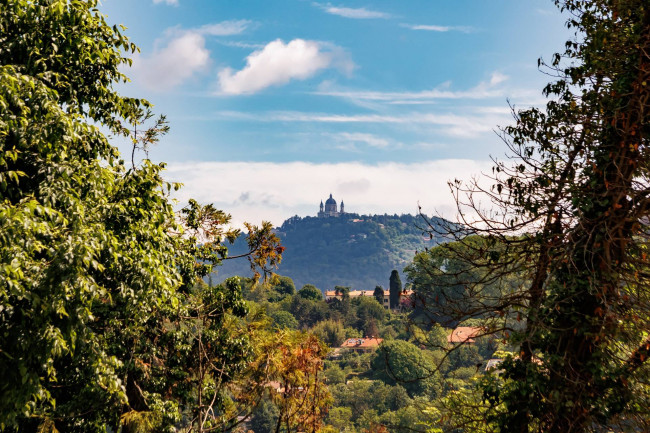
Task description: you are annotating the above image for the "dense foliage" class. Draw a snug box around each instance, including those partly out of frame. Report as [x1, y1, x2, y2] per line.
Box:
[413, 1, 650, 431]
[239, 274, 508, 433]
[0, 2, 287, 432]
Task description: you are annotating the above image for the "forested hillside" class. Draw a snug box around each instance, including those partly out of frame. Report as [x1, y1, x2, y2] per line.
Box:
[215, 213, 449, 290]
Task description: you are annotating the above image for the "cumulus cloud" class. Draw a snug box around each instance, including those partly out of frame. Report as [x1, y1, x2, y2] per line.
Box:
[218, 39, 354, 95]
[134, 32, 210, 91]
[320, 5, 391, 19]
[132, 20, 252, 91]
[165, 159, 493, 227]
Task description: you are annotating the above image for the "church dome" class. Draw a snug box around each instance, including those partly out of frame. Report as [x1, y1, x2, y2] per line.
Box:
[325, 194, 336, 205]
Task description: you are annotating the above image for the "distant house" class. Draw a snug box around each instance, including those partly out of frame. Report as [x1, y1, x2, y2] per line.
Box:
[340, 337, 383, 353]
[325, 289, 390, 309]
[447, 326, 483, 344]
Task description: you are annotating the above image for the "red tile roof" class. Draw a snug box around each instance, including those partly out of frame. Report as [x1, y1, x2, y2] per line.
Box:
[340, 337, 383, 349]
[447, 327, 482, 343]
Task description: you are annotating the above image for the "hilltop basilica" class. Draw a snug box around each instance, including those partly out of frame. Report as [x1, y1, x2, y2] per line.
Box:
[318, 194, 345, 218]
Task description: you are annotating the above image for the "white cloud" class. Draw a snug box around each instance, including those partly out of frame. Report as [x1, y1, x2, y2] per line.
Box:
[165, 159, 493, 227]
[314, 71, 510, 103]
[216, 110, 508, 138]
[218, 39, 354, 95]
[134, 32, 210, 91]
[196, 20, 251, 36]
[321, 5, 391, 19]
[489, 71, 508, 86]
[132, 21, 252, 92]
[401, 23, 473, 33]
[216, 40, 265, 49]
[153, 0, 178, 5]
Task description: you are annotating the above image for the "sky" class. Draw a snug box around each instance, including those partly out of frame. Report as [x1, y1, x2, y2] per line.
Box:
[99, 0, 571, 227]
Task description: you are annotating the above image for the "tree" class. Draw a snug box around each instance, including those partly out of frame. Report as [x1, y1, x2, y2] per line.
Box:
[161, 277, 253, 433]
[389, 270, 402, 310]
[0, 2, 171, 428]
[324, 363, 346, 385]
[364, 319, 380, 339]
[272, 275, 296, 297]
[331, 285, 352, 318]
[290, 295, 328, 328]
[354, 296, 386, 335]
[241, 331, 331, 433]
[270, 310, 299, 330]
[312, 319, 347, 347]
[417, 1, 650, 431]
[371, 340, 441, 398]
[326, 407, 353, 431]
[405, 237, 516, 328]
[373, 285, 385, 305]
[0, 2, 283, 431]
[298, 284, 323, 301]
[250, 398, 279, 433]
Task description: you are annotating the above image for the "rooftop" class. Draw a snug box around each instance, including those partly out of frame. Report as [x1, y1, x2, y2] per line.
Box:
[340, 337, 383, 349]
[447, 326, 483, 344]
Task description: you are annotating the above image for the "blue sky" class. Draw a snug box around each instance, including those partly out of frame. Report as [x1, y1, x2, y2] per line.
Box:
[100, 0, 570, 226]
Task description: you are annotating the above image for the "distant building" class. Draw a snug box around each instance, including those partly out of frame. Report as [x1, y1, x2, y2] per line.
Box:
[318, 193, 345, 217]
[324, 289, 390, 309]
[447, 327, 483, 344]
[340, 337, 383, 353]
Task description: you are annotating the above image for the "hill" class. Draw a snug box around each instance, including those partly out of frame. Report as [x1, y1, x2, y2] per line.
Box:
[212, 213, 448, 291]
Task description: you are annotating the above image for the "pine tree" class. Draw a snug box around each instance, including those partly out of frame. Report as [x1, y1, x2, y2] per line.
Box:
[389, 270, 402, 310]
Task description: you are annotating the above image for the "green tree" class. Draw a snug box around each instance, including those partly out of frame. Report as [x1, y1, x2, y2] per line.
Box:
[270, 310, 299, 330]
[298, 283, 323, 301]
[326, 407, 353, 431]
[405, 237, 510, 328]
[271, 275, 295, 297]
[354, 296, 386, 335]
[0, 2, 283, 431]
[324, 363, 346, 385]
[312, 319, 347, 347]
[373, 285, 385, 305]
[331, 285, 352, 319]
[0, 1, 171, 428]
[289, 295, 328, 328]
[250, 398, 279, 433]
[418, 1, 650, 431]
[371, 340, 440, 398]
[388, 270, 402, 310]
